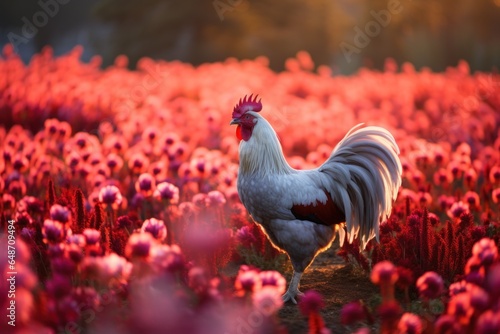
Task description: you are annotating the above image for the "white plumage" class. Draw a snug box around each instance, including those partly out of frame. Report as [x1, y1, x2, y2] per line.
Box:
[233, 107, 402, 304]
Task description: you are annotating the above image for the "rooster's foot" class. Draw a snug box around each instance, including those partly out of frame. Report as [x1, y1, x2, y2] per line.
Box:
[282, 289, 304, 304]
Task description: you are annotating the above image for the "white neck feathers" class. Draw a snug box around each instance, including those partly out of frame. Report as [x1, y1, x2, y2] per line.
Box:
[238, 114, 292, 175]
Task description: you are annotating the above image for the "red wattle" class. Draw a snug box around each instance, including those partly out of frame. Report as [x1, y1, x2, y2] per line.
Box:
[236, 125, 243, 141]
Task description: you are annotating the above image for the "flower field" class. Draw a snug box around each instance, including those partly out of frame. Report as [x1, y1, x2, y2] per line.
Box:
[1, 44, 500, 333]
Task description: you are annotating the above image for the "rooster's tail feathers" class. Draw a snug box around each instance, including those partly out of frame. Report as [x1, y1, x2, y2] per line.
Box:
[320, 124, 402, 249]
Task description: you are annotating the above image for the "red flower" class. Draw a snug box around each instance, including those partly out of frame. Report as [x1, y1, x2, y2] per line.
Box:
[416, 271, 444, 300]
[397, 313, 423, 334]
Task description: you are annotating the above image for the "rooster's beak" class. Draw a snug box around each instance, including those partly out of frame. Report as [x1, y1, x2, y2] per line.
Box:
[230, 118, 240, 125]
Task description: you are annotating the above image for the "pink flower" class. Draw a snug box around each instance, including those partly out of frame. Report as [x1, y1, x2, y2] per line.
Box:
[397, 313, 423, 334]
[489, 165, 500, 184]
[235, 226, 257, 246]
[259, 270, 286, 294]
[492, 188, 500, 204]
[371, 261, 398, 285]
[447, 293, 473, 325]
[463, 191, 480, 209]
[125, 233, 155, 258]
[252, 286, 284, 316]
[207, 190, 226, 206]
[50, 204, 71, 223]
[235, 266, 261, 296]
[472, 238, 498, 266]
[154, 182, 180, 204]
[434, 315, 463, 334]
[416, 271, 444, 300]
[340, 301, 366, 325]
[83, 228, 100, 245]
[447, 201, 469, 219]
[42, 219, 67, 244]
[135, 173, 156, 197]
[476, 310, 500, 334]
[298, 290, 325, 316]
[98, 185, 123, 209]
[141, 218, 167, 241]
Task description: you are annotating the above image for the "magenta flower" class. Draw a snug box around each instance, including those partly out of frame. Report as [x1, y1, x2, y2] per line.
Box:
[447, 201, 469, 219]
[298, 290, 325, 317]
[447, 293, 473, 326]
[416, 271, 444, 300]
[125, 232, 155, 258]
[98, 185, 123, 209]
[235, 226, 257, 246]
[42, 219, 67, 244]
[83, 228, 101, 245]
[235, 266, 261, 296]
[252, 286, 284, 316]
[135, 173, 156, 197]
[371, 261, 398, 285]
[472, 238, 498, 266]
[434, 315, 463, 334]
[154, 182, 180, 204]
[207, 190, 226, 206]
[340, 301, 366, 325]
[141, 218, 167, 241]
[492, 188, 500, 204]
[50, 204, 71, 223]
[476, 310, 500, 334]
[259, 270, 286, 294]
[397, 313, 423, 334]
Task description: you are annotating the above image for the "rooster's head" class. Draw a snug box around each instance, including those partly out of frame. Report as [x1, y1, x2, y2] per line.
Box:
[230, 94, 262, 141]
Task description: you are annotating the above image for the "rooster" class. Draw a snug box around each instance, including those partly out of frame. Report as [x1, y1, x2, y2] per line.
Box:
[230, 95, 402, 304]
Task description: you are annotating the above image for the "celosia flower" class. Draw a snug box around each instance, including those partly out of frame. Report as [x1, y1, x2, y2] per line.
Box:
[141, 218, 167, 241]
[416, 271, 444, 300]
[50, 204, 71, 223]
[154, 182, 180, 204]
[81, 253, 132, 283]
[340, 301, 366, 325]
[135, 173, 156, 197]
[472, 238, 498, 266]
[298, 290, 325, 316]
[397, 313, 423, 334]
[236, 226, 257, 246]
[98, 185, 123, 209]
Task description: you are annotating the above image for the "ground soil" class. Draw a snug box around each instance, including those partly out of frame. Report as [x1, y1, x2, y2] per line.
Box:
[277, 245, 378, 333]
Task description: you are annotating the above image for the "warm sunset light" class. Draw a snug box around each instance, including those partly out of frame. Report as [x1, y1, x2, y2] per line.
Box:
[1, 1, 499, 333]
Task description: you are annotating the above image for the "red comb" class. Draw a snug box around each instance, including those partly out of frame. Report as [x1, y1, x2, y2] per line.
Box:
[232, 94, 262, 118]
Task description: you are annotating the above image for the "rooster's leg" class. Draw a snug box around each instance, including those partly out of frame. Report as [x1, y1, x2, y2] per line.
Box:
[282, 271, 304, 304]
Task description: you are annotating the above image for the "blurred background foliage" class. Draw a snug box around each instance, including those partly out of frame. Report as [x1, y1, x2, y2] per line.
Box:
[0, 0, 499, 73]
